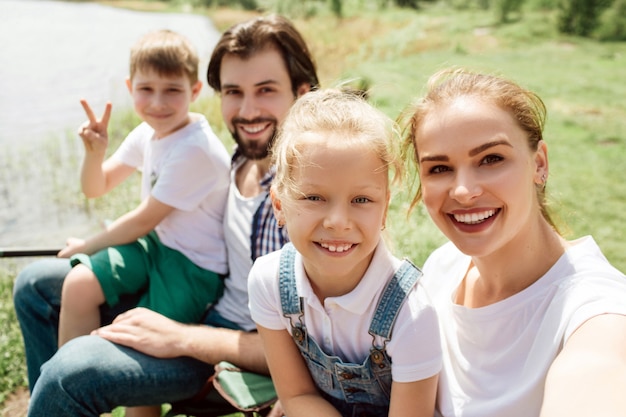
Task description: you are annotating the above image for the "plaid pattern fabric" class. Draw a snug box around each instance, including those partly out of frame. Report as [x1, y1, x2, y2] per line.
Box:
[231, 150, 289, 262]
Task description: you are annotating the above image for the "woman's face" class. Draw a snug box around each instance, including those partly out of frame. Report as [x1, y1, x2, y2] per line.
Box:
[414, 96, 547, 258]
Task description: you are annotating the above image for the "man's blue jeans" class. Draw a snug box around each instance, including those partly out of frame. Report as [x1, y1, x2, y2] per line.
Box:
[12, 258, 231, 416]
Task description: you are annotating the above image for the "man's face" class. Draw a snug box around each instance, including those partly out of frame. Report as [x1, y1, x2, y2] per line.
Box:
[219, 48, 302, 160]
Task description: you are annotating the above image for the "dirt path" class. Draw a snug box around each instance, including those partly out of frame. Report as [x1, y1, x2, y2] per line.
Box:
[1, 387, 28, 417]
[1, 388, 113, 417]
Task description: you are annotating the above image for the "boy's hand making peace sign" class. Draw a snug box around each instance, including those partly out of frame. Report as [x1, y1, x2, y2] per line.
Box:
[77, 99, 112, 158]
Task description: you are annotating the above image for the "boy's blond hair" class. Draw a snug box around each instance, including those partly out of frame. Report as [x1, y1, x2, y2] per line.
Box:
[129, 29, 199, 84]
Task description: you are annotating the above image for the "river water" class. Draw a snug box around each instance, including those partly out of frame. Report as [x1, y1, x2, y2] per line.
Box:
[0, 0, 221, 251]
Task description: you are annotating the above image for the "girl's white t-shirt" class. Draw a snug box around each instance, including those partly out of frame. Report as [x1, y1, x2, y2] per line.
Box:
[249, 241, 442, 383]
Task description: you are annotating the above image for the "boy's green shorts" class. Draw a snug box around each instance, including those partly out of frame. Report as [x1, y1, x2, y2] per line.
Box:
[70, 231, 224, 323]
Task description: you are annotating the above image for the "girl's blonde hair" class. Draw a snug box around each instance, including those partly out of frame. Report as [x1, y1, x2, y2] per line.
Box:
[399, 67, 557, 231]
[271, 88, 402, 201]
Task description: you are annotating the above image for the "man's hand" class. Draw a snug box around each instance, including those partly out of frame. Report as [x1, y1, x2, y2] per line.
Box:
[78, 99, 112, 157]
[93, 307, 188, 358]
[94, 307, 270, 374]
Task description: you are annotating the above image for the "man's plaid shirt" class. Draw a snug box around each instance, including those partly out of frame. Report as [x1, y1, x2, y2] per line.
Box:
[231, 150, 289, 262]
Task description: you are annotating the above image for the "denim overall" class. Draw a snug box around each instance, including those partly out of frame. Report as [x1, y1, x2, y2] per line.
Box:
[279, 243, 422, 417]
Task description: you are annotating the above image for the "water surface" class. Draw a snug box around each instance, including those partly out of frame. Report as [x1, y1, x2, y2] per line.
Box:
[0, 0, 220, 249]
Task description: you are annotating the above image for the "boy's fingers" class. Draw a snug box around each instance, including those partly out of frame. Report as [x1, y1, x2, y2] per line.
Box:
[80, 99, 97, 123]
[101, 102, 113, 127]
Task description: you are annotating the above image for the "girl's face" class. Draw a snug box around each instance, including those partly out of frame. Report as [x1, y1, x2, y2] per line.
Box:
[415, 96, 547, 259]
[274, 133, 390, 297]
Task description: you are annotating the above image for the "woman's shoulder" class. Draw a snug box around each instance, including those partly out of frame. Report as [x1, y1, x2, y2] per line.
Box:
[560, 236, 624, 281]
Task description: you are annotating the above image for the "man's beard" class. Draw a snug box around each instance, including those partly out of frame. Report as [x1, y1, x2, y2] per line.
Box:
[230, 117, 278, 161]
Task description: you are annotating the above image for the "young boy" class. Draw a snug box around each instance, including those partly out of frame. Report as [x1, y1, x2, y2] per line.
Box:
[57, 29, 231, 347]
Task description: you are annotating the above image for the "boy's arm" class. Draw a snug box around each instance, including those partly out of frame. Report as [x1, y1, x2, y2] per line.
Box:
[58, 195, 174, 258]
[81, 156, 136, 198]
[78, 100, 136, 197]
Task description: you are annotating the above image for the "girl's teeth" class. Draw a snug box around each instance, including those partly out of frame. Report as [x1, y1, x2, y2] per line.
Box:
[320, 243, 353, 252]
[453, 210, 495, 224]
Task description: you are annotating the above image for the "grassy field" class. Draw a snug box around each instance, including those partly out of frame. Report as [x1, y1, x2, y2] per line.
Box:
[1, 1, 624, 415]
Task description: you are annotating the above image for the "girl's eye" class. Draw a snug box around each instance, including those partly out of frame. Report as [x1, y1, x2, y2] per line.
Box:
[305, 195, 322, 202]
[430, 165, 450, 174]
[482, 154, 503, 165]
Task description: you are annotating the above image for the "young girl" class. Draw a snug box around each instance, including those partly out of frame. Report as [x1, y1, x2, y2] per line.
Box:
[248, 88, 441, 417]
[401, 67, 626, 417]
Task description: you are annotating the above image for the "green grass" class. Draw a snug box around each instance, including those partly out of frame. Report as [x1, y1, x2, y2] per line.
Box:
[2, 1, 625, 415]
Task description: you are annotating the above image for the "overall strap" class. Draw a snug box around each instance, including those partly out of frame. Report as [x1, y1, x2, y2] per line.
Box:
[278, 243, 306, 345]
[368, 259, 422, 340]
[278, 242, 302, 316]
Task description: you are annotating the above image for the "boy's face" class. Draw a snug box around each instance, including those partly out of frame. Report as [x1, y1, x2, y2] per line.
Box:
[219, 47, 309, 160]
[126, 69, 202, 139]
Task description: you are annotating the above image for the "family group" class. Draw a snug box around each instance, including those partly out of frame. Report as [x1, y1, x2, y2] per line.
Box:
[13, 13, 626, 417]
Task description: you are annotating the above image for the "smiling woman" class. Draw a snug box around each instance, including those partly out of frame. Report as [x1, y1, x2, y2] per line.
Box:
[400, 67, 626, 417]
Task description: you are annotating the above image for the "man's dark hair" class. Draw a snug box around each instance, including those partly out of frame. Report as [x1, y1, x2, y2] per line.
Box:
[207, 14, 319, 95]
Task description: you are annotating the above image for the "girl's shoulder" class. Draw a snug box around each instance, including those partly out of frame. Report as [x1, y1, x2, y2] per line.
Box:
[251, 249, 283, 275]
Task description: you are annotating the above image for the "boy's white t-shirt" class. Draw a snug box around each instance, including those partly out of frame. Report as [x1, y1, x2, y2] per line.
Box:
[422, 236, 626, 417]
[249, 241, 442, 383]
[111, 114, 230, 274]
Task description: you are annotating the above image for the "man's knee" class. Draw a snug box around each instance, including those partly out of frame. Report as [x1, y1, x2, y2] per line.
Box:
[13, 259, 67, 321]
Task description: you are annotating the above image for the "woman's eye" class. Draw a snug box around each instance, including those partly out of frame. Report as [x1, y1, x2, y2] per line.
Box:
[482, 155, 503, 165]
[353, 197, 370, 204]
